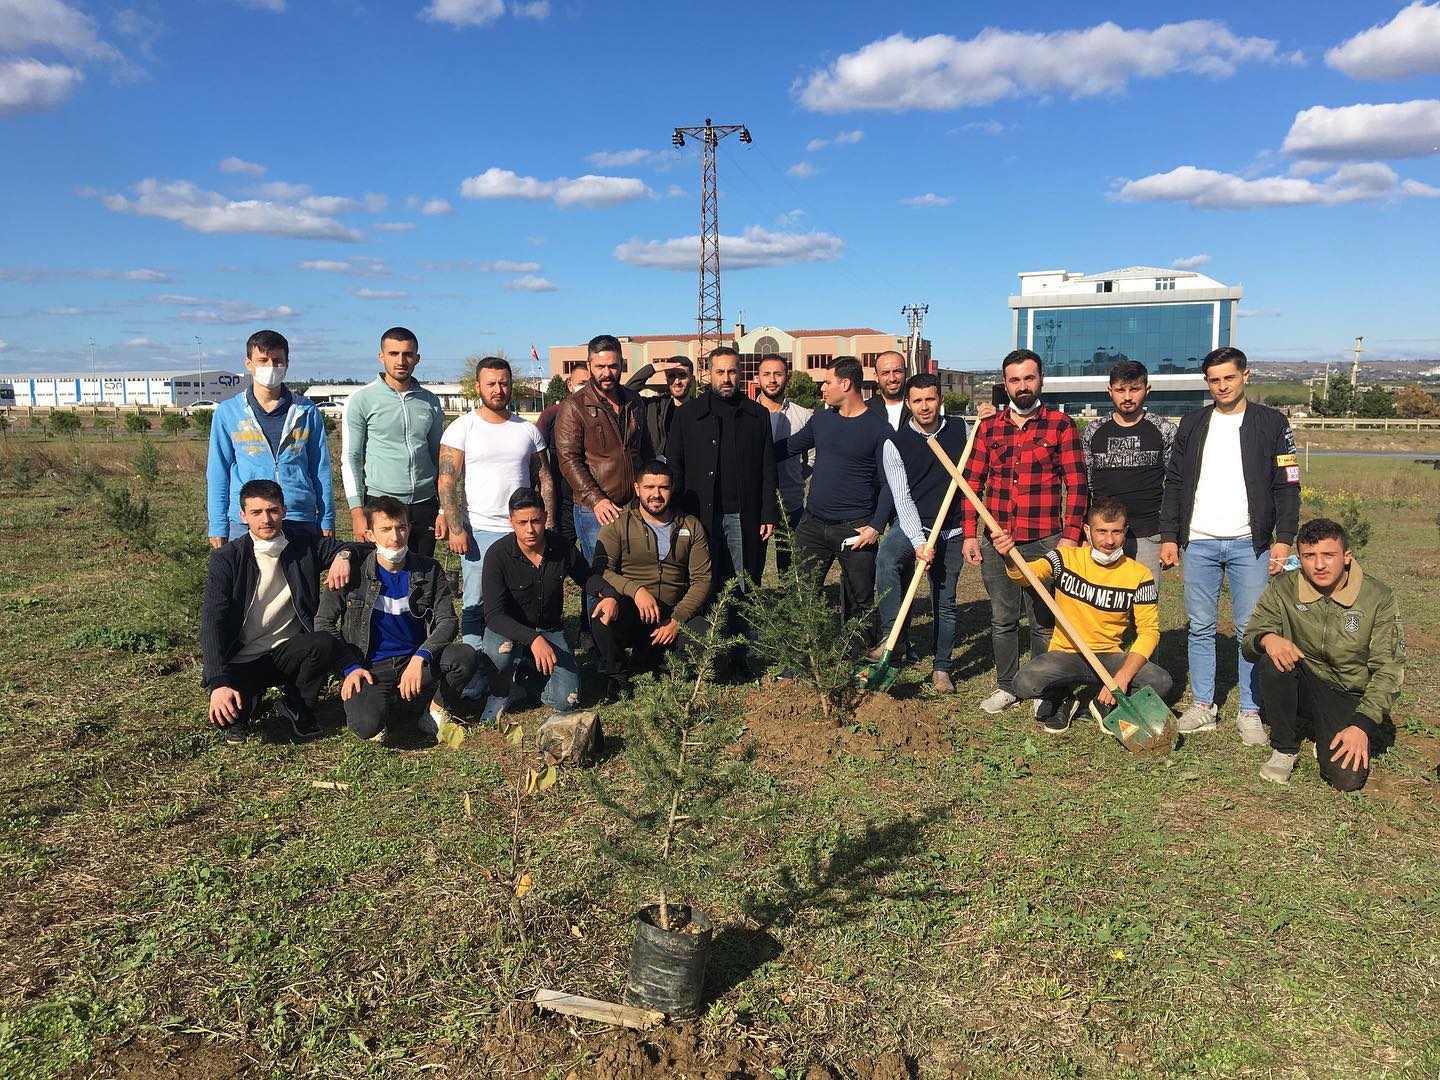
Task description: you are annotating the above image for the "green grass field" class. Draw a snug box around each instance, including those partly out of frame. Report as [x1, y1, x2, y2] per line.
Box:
[0, 441, 1437, 1078]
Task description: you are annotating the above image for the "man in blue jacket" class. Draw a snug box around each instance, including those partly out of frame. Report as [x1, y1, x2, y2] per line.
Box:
[207, 329, 335, 547]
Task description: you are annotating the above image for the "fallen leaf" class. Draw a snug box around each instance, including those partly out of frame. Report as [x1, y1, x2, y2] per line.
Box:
[515, 873, 533, 898]
[462, 792, 472, 818]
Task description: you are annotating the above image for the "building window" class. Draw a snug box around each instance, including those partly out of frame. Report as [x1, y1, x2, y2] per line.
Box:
[861, 352, 883, 366]
[807, 354, 832, 369]
[1155, 277, 1176, 291]
[754, 335, 779, 358]
[1017, 302, 1215, 378]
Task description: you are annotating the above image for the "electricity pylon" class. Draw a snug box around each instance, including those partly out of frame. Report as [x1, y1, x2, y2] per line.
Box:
[901, 303, 929, 376]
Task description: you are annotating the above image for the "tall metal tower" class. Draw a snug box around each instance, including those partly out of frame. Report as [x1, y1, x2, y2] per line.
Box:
[1348, 335, 1365, 388]
[901, 303, 929, 375]
[672, 118, 751, 370]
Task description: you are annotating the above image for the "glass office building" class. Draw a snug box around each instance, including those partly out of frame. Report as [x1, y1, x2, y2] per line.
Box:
[1008, 268, 1243, 415]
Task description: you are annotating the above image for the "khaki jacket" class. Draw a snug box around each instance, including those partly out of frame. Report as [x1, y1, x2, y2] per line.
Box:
[591, 506, 711, 626]
[1242, 561, 1405, 726]
[553, 381, 653, 508]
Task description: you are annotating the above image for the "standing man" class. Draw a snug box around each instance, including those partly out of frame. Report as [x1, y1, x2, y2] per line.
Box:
[1160, 346, 1300, 744]
[340, 327, 447, 556]
[870, 374, 970, 691]
[207, 329, 334, 546]
[536, 366, 590, 548]
[625, 354, 694, 458]
[755, 353, 812, 574]
[866, 350, 911, 430]
[201, 480, 352, 743]
[1081, 359, 1177, 582]
[777, 356, 901, 652]
[961, 349, 1088, 715]
[589, 461, 713, 701]
[439, 357, 549, 695]
[1244, 518, 1404, 790]
[553, 334, 653, 566]
[666, 346, 778, 592]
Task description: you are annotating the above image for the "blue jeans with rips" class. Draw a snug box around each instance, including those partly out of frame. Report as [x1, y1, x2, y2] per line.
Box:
[480, 628, 582, 712]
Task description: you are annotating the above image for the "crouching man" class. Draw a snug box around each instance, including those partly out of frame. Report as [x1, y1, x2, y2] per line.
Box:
[317, 497, 477, 742]
[996, 497, 1172, 733]
[1244, 517, 1404, 790]
[479, 487, 617, 719]
[589, 460, 712, 701]
[201, 479, 352, 743]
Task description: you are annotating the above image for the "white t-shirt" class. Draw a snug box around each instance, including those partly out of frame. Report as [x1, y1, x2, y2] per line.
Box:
[440, 411, 546, 533]
[1188, 407, 1251, 540]
[885, 399, 905, 430]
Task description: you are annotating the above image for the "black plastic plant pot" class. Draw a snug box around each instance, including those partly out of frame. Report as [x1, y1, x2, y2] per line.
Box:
[623, 903, 714, 1019]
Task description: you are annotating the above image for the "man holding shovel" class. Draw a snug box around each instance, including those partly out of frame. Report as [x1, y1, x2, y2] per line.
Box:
[993, 497, 1172, 734]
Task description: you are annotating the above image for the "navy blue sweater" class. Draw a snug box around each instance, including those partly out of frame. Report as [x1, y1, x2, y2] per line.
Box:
[780, 407, 893, 527]
[874, 416, 970, 535]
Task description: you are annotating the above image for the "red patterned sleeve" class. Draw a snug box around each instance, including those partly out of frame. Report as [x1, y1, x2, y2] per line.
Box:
[961, 415, 991, 538]
[1057, 416, 1089, 543]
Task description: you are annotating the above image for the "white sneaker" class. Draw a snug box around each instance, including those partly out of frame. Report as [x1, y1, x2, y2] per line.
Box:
[1236, 710, 1269, 747]
[421, 697, 456, 740]
[1176, 702, 1218, 733]
[979, 689, 1019, 714]
[1260, 750, 1298, 784]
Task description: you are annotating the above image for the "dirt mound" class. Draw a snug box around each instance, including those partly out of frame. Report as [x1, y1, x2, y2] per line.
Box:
[740, 678, 954, 764]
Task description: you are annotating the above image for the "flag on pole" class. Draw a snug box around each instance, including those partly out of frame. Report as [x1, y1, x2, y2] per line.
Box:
[530, 343, 541, 367]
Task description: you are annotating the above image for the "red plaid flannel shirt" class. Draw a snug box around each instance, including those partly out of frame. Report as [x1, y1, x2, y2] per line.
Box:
[962, 405, 1089, 543]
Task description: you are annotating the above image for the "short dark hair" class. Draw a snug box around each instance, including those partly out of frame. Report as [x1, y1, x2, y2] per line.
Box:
[239, 478, 284, 508]
[1109, 359, 1149, 385]
[758, 353, 788, 371]
[381, 326, 418, 349]
[588, 334, 623, 359]
[1297, 517, 1349, 550]
[475, 356, 512, 377]
[637, 459, 674, 482]
[364, 496, 409, 524]
[831, 356, 863, 393]
[1086, 496, 1129, 525]
[904, 373, 940, 397]
[1002, 349, 1042, 373]
[508, 487, 545, 516]
[1202, 346, 1248, 374]
[707, 346, 739, 364]
[246, 330, 289, 359]
[667, 355, 694, 374]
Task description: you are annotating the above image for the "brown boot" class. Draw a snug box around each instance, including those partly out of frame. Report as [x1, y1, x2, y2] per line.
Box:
[931, 670, 955, 694]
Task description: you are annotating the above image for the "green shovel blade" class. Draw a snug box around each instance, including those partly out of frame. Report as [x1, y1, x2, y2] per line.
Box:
[853, 650, 898, 693]
[1097, 685, 1174, 749]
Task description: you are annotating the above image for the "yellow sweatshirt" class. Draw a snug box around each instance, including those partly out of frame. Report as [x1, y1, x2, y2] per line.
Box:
[1006, 547, 1160, 659]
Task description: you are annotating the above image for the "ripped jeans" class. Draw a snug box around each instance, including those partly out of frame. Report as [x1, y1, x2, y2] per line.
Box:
[479, 627, 582, 711]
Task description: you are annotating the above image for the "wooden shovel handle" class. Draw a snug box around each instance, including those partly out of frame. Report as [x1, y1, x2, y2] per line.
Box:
[925, 438, 1120, 694]
[880, 417, 980, 654]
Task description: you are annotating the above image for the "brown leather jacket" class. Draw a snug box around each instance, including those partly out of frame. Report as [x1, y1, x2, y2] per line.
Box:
[553, 381, 653, 508]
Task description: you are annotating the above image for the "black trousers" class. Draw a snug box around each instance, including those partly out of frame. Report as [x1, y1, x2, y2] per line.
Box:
[224, 631, 337, 723]
[1260, 659, 1370, 792]
[342, 643, 477, 739]
[367, 496, 439, 557]
[590, 597, 709, 681]
[793, 513, 879, 651]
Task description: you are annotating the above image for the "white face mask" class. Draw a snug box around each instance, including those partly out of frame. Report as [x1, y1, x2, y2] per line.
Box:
[252, 364, 287, 389]
[1008, 396, 1041, 416]
[1090, 544, 1125, 566]
[375, 544, 408, 565]
[251, 534, 289, 557]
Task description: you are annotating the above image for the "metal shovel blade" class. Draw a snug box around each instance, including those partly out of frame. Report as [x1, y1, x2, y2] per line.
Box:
[852, 650, 898, 693]
[1096, 685, 1176, 753]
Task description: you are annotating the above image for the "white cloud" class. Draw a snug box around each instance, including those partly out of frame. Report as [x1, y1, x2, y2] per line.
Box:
[480, 259, 542, 273]
[614, 226, 844, 271]
[1326, 2, 1440, 79]
[807, 129, 864, 151]
[951, 119, 1006, 135]
[665, 184, 684, 198]
[513, 1, 550, 19]
[775, 208, 806, 227]
[502, 275, 557, 292]
[94, 179, 365, 241]
[349, 287, 408, 300]
[796, 21, 1294, 112]
[0, 58, 82, 117]
[0, 339, 7, 351]
[1282, 100, 1440, 161]
[297, 256, 388, 277]
[0, 1, 137, 117]
[900, 192, 952, 207]
[1112, 162, 1440, 209]
[1171, 254, 1211, 270]
[421, 197, 453, 216]
[586, 148, 660, 168]
[363, 193, 387, 212]
[786, 161, 818, 178]
[154, 294, 297, 324]
[421, 0, 504, 26]
[298, 194, 359, 214]
[122, 337, 154, 346]
[218, 156, 266, 176]
[0, 265, 172, 282]
[373, 221, 416, 233]
[246, 180, 310, 201]
[0, 0, 115, 58]
[459, 167, 651, 207]
[420, 259, 474, 272]
[45, 306, 88, 315]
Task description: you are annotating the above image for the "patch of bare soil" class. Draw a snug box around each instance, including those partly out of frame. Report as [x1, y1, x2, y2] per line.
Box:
[740, 678, 954, 765]
[60, 1034, 260, 1079]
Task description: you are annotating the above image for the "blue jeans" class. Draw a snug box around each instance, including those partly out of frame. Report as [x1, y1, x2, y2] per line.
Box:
[460, 525, 509, 653]
[573, 504, 606, 618]
[1182, 537, 1270, 714]
[480, 628, 581, 711]
[875, 527, 965, 671]
[709, 511, 747, 591]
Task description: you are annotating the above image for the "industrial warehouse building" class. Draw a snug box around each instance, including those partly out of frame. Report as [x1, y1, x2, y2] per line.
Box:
[0, 369, 249, 408]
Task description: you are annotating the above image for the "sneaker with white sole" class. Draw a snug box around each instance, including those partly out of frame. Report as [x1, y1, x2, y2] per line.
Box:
[1176, 701, 1218, 733]
[1236, 710, 1269, 747]
[1260, 750, 1298, 784]
[1039, 697, 1073, 734]
[978, 689, 1019, 714]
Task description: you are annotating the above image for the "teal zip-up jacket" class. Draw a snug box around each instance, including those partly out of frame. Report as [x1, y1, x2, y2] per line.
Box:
[340, 375, 445, 508]
[206, 390, 334, 537]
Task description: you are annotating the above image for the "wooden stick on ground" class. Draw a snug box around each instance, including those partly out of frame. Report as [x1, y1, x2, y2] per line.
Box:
[533, 989, 665, 1030]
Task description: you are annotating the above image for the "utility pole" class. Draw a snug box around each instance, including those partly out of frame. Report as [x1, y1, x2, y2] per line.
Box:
[672, 118, 751, 370]
[901, 303, 929, 376]
[1348, 335, 1365, 389]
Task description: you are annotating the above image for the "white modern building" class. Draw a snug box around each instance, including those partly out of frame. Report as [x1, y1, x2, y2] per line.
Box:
[1009, 266, 1244, 413]
[0, 369, 249, 408]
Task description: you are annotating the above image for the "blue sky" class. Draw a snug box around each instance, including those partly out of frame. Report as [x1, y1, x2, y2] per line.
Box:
[2, 0, 1438, 380]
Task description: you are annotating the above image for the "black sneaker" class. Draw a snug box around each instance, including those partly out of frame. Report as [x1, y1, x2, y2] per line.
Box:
[275, 692, 321, 741]
[223, 720, 252, 744]
[1040, 696, 1073, 734]
[602, 677, 630, 705]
